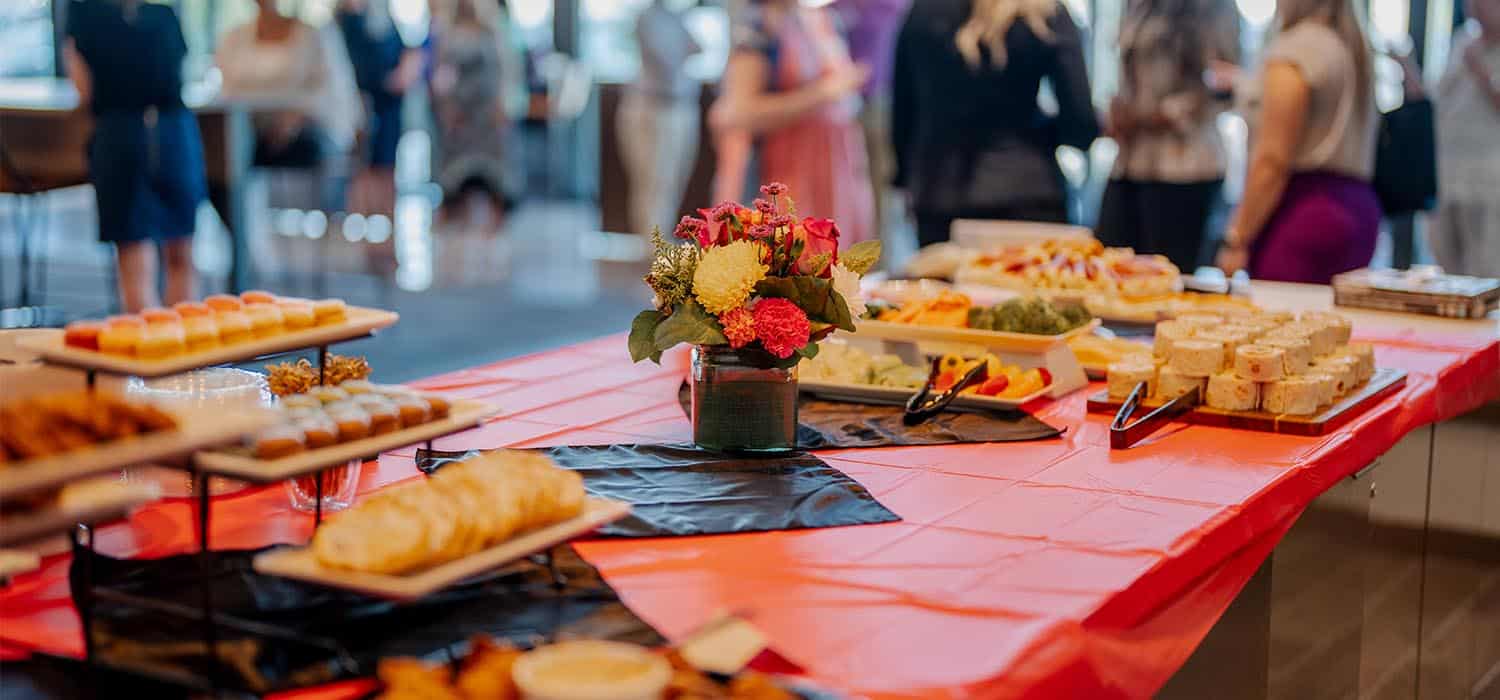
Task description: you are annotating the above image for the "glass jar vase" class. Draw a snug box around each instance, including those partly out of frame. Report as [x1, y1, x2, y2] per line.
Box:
[691, 345, 799, 453]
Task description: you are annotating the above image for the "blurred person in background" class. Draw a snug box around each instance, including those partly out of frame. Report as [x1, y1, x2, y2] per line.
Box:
[1096, 0, 1238, 272]
[64, 0, 206, 312]
[619, 0, 703, 236]
[892, 0, 1099, 247]
[430, 0, 523, 226]
[339, 0, 425, 216]
[215, 0, 362, 203]
[1217, 0, 1379, 283]
[835, 0, 912, 244]
[1431, 0, 1500, 278]
[712, 0, 875, 245]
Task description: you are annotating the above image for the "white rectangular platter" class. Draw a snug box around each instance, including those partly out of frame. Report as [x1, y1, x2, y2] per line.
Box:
[0, 407, 277, 499]
[193, 400, 498, 483]
[0, 481, 161, 547]
[800, 379, 1050, 411]
[15, 307, 399, 378]
[853, 318, 1101, 353]
[253, 497, 631, 600]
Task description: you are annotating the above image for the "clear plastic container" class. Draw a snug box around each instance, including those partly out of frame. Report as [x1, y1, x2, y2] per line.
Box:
[123, 368, 273, 497]
[285, 460, 363, 513]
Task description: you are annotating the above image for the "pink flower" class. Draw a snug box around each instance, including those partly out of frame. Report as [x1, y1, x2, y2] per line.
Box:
[795, 217, 841, 277]
[760, 182, 788, 197]
[753, 198, 775, 215]
[752, 298, 811, 359]
[718, 307, 757, 349]
[695, 207, 730, 247]
[673, 216, 707, 241]
[747, 223, 774, 240]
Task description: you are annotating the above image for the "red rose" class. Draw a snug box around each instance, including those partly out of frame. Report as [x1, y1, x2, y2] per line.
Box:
[696, 207, 730, 247]
[795, 217, 841, 277]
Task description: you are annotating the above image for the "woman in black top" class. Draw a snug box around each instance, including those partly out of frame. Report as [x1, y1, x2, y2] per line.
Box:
[892, 0, 1099, 246]
[64, 0, 206, 312]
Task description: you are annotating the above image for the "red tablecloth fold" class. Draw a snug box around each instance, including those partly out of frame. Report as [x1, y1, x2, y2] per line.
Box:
[1, 330, 1495, 699]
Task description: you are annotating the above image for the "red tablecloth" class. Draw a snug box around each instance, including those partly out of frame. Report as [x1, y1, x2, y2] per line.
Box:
[1, 329, 1496, 700]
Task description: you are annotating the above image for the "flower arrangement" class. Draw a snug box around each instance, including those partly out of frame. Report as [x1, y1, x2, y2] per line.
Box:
[629, 183, 881, 367]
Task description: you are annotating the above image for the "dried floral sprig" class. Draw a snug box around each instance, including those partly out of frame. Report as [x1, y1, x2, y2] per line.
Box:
[645, 227, 700, 312]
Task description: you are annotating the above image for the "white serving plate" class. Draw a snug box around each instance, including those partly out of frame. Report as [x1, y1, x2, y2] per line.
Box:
[0, 406, 277, 499]
[15, 307, 400, 378]
[800, 379, 1050, 411]
[253, 497, 631, 600]
[0, 480, 161, 547]
[853, 318, 1100, 353]
[193, 400, 498, 483]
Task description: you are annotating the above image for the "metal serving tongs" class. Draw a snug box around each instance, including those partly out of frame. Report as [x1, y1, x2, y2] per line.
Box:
[903, 357, 989, 426]
[1109, 381, 1200, 449]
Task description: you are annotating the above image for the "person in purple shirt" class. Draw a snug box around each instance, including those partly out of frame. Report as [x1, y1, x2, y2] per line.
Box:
[835, 0, 911, 245]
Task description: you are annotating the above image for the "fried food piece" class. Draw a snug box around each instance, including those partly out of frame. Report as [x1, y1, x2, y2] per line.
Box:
[375, 658, 460, 700]
[727, 673, 796, 700]
[455, 636, 521, 700]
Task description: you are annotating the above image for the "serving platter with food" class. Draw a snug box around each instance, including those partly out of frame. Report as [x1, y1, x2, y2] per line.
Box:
[0, 389, 276, 498]
[1087, 310, 1407, 436]
[253, 451, 630, 600]
[800, 342, 1054, 410]
[953, 238, 1181, 297]
[16, 291, 398, 378]
[0, 477, 161, 547]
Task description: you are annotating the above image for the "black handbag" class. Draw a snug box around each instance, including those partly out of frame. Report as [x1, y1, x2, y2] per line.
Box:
[1373, 98, 1437, 215]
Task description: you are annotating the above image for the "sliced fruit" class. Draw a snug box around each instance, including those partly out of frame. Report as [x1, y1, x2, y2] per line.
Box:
[938, 354, 965, 373]
[1037, 368, 1053, 385]
[934, 370, 959, 392]
[978, 376, 1010, 396]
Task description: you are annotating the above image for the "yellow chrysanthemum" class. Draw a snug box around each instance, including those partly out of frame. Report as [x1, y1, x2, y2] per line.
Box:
[693, 240, 768, 315]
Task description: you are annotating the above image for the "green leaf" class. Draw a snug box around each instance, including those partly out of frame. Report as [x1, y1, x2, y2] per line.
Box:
[842, 240, 883, 276]
[795, 342, 821, 360]
[802, 252, 832, 277]
[653, 300, 728, 352]
[629, 310, 666, 363]
[754, 277, 856, 333]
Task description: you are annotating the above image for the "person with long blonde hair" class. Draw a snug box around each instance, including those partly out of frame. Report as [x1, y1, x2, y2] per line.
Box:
[1217, 0, 1379, 283]
[892, 0, 1099, 246]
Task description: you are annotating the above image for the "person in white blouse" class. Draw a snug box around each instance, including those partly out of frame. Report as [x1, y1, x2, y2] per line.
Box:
[1431, 0, 1500, 278]
[215, 0, 362, 171]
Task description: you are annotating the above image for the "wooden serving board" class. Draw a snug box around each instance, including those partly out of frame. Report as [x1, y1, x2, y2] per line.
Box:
[253, 497, 631, 600]
[193, 400, 498, 483]
[15, 307, 399, 378]
[0, 481, 161, 547]
[1085, 368, 1408, 436]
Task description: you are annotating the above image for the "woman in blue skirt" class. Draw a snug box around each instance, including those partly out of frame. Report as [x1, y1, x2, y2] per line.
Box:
[63, 0, 206, 312]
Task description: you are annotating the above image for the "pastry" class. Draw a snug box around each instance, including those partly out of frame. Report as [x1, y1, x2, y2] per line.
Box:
[64, 321, 104, 351]
[1175, 313, 1222, 333]
[279, 394, 322, 411]
[362, 399, 401, 435]
[1270, 322, 1334, 357]
[1311, 357, 1359, 395]
[312, 298, 348, 324]
[136, 323, 186, 359]
[1206, 372, 1259, 411]
[340, 380, 376, 395]
[297, 414, 340, 449]
[421, 394, 451, 419]
[1343, 343, 1376, 382]
[1234, 345, 1285, 382]
[1260, 336, 1313, 375]
[140, 307, 181, 325]
[1152, 320, 1194, 358]
[204, 294, 244, 312]
[1156, 365, 1205, 400]
[182, 315, 220, 348]
[1262, 377, 1321, 415]
[1196, 327, 1255, 367]
[1304, 372, 1337, 407]
[1168, 339, 1223, 377]
[173, 301, 213, 319]
[393, 395, 431, 427]
[1106, 359, 1156, 399]
[278, 300, 316, 330]
[308, 386, 350, 405]
[98, 321, 142, 356]
[216, 310, 253, 344]
[252, 425, 306, 460]
[1300, 311, 1353, 344]
[0, 391, 177, 461]
[244, 303, 285, 337]
[240, 290, 278, 305]
[327, 407, 372, 442]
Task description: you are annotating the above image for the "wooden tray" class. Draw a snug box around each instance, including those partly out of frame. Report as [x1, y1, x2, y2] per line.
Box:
[1085, 368, 1408, 436]
[0, 407, 277, 499]
[800, 379, 1049, 410]
[15, 307, 400, 377]
[253, 497, 631, 600]
[853, 318, 1099, 352]
[0, 480, 161, 547]
[193, 400, 499, 483]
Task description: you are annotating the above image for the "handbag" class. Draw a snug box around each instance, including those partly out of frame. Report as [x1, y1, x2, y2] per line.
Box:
[1373, 98, 1437, 215]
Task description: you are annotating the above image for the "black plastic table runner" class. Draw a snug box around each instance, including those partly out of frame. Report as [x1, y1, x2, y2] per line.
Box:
[67, 545, 662, 695]
[678, 383, 1065, 448]
[417, 444, 901, 538]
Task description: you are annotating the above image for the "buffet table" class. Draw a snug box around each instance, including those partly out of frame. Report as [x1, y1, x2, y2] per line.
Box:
[0, 283, 1496, 699]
